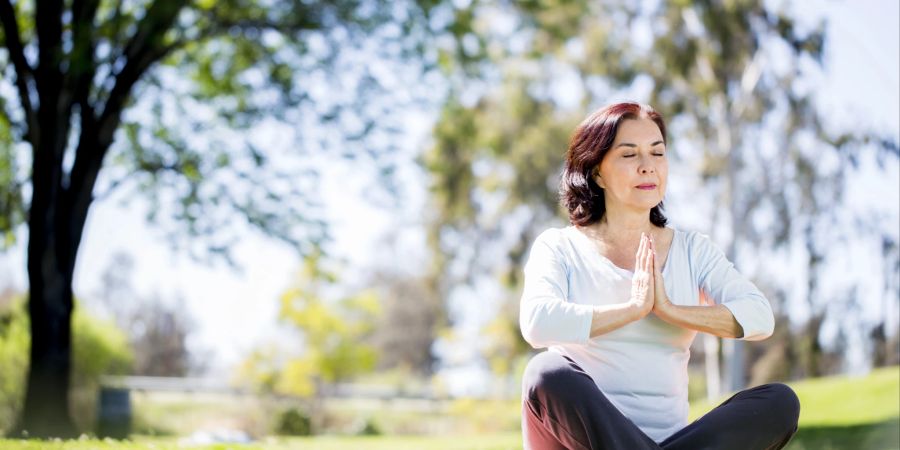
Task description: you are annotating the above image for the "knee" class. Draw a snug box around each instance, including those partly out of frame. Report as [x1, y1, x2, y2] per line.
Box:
[763, 383, 800, 429]
[522, 352, 580, 402]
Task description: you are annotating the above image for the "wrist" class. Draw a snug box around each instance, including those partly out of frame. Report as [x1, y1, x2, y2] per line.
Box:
[627, 299, 648, 320]
[656, 296, 675, 318]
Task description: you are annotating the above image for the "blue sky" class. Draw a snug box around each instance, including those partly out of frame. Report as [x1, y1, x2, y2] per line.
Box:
[0, 0, 897, 391]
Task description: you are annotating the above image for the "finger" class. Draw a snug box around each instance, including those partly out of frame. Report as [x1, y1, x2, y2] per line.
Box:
[639, 239, 650, 276]
[644, 234, 652, 264]
[635, 233, 646, 272]
[642, 236, 652, 275]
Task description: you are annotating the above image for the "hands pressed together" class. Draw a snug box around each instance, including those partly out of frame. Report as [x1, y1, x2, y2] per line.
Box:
[629, 232, 671, 319]
[587, 230, 743, 338]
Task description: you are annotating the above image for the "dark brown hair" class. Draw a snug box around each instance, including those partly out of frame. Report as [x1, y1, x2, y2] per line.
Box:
[559, 102, 668, 227]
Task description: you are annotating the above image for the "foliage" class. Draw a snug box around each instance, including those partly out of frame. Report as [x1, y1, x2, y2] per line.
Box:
[0, 0, 483, 435]
[238, 252, 381, 398]
[0, 0, 466, 254]
[421, 0, 899, 385]
[275, 408, 312, 437]
[95, 253, 198, 377]
[367, 264, 444, 376]
[0, 293, 29, 434]
[0, 294, 133, 434]
[356, 418, 382, 436]
[71, 305, 133, 387]
[277, 294, 380, 394]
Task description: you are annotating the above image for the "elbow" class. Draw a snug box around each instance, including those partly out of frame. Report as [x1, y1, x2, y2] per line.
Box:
[742, 305, 775, 341]
[519, 298, 592, 347]
[519, 316, 550, 349]
[727, 297, 775, 341]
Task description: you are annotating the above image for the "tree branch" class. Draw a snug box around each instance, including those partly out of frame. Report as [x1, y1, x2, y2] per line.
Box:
[97, 0, 187, 146]
[69, 0, 100, 113]
[0, 0, 37, 144]
[35, 0, 65, 117]
[63, 1, 188, 261]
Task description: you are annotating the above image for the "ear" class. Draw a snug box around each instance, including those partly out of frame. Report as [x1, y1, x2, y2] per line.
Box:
[592, 169, 605, 189]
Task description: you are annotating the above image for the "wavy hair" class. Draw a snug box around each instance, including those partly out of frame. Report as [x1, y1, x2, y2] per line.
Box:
[559, 102, 668, 227]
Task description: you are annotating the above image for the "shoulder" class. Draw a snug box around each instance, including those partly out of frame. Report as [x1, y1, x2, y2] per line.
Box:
[525, 227, 573, 273]
[680, 230, 728, 264]
[527, 227, 575, 264]
[533, 227, 571, 249]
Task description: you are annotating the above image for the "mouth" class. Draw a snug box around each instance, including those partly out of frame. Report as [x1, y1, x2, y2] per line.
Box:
[636, 184, 657, 190]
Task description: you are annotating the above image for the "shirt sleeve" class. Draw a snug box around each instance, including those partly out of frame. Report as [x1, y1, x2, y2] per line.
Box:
[690, 232, 774, 341]
[519, 230, 594, 348]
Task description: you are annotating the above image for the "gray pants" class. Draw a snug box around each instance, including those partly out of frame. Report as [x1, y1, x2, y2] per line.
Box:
[522, 352, 800, 450]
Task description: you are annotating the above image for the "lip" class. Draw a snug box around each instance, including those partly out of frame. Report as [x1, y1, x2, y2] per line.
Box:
[636, 184, 657, 190]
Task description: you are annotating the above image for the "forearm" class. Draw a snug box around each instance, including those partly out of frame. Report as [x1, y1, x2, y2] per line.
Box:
[589, 302, 643, 338]
[655, 302, 744, 338]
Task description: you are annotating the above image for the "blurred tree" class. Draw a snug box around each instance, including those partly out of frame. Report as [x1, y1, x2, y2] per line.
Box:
[422, 0, 898, 395]
[0, 0, 479, 436]
[368, 269, 442, 375]
[276, 252, 380, 395]
[126, 296, 195, 377]
[239, 251, 380, 432]
[95, 252, 200, 376]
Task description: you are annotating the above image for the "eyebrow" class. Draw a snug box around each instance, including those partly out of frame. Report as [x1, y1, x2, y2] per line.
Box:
[615, 140, 665, 148]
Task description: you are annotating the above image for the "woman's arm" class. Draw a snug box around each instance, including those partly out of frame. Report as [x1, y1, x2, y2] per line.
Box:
[521, 231, 656, 347]
[589, 302, 647, 337]
[520, 232, 596, 348]
[649, 234, 773, 340]
[652, 299, 744, 338]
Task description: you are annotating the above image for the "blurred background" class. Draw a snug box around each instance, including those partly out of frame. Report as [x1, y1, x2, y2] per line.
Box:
[0, 0, 897, 448]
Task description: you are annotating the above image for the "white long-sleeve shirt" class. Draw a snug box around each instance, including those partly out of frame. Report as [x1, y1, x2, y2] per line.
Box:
[519, 226, 774, 442]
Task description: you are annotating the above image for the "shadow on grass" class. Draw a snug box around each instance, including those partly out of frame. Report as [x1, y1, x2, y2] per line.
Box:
[787, 419, 900, 450]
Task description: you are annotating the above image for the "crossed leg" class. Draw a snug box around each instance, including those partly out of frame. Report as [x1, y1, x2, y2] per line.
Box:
[522, 352, 800, 450]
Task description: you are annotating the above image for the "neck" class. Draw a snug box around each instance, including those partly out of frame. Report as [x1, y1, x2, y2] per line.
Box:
[588, 203, 657, 244]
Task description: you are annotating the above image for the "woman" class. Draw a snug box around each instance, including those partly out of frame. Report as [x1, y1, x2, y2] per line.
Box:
[519, 102, 800, 450]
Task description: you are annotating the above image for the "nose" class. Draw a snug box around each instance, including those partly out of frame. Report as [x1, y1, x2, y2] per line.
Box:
[639, 160, 655, 174]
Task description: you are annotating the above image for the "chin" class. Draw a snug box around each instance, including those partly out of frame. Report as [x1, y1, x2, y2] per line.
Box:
[630, 197, 663, 210]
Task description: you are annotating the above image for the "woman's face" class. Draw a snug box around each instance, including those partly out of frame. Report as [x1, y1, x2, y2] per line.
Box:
[593, 117, 668, 213]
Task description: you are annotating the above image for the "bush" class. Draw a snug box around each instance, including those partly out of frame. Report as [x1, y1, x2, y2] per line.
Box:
[275, 407, 311, 436]
[357, 417, 381, 436]
[70, 302, 134, 432]
[0, 295, 29, 434]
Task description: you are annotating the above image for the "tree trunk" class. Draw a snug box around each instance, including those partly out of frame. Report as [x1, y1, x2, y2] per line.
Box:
[16, 231, 77, 438]
[14, 130, 98, 438]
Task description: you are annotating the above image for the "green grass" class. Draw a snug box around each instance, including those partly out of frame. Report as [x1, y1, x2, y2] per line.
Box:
[0, 434, 524, 449]
[690, 366, 900, 450]
[689, 366, 900, 426]
[1, 367, 897, 449]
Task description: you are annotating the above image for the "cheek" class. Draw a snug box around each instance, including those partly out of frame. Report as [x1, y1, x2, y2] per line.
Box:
[658, 165, 668, 193]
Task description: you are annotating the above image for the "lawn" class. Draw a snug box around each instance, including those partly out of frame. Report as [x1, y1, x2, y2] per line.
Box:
[690, 366, 900, 450]
[1, 366, 897, 449]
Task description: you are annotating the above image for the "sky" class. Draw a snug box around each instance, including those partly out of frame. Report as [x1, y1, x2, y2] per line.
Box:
[0, 0, 897, 394]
